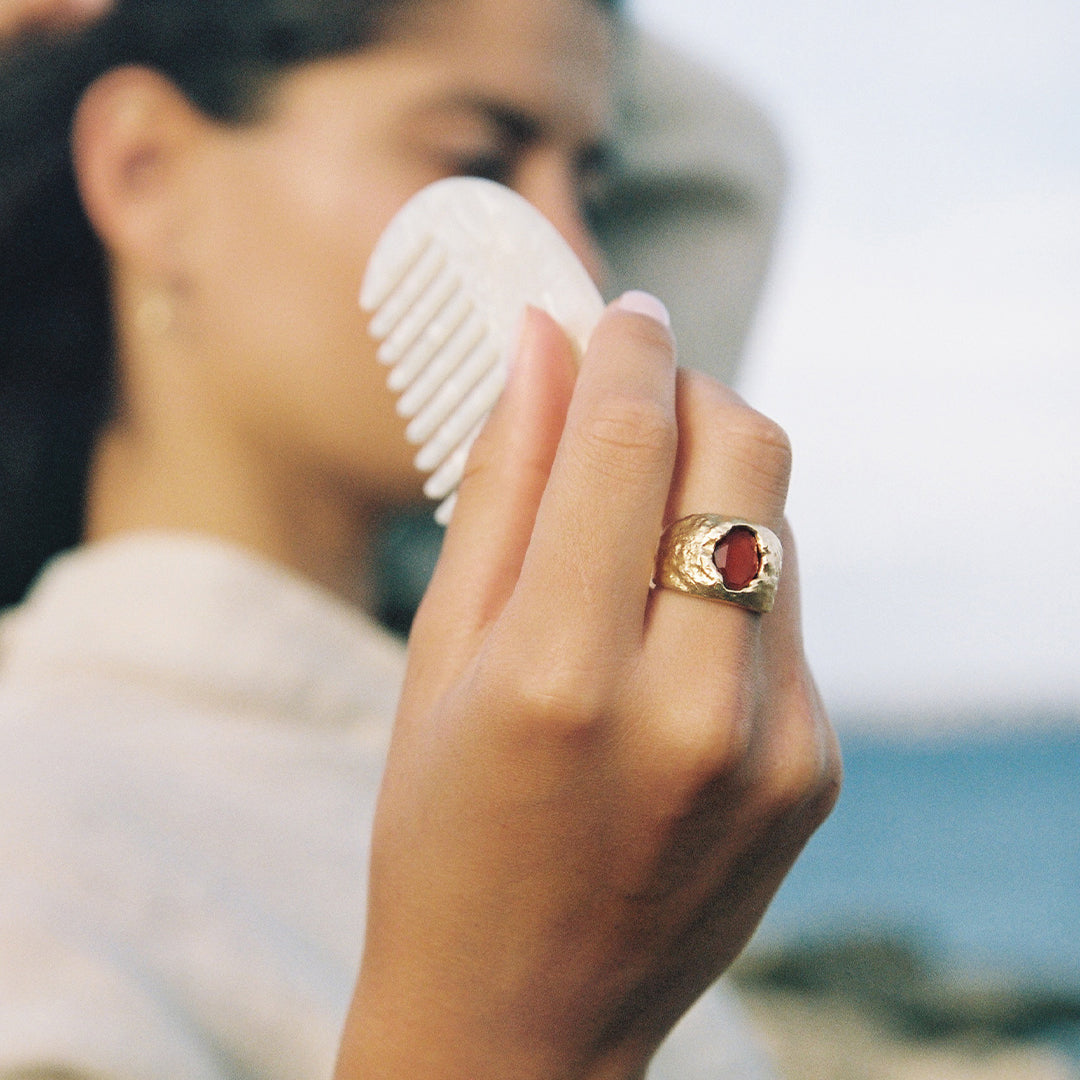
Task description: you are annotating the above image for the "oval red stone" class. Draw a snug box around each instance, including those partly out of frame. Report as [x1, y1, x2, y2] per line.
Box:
[713, 526, 760, 590]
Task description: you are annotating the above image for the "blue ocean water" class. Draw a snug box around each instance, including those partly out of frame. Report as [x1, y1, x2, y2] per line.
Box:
[753, 723, 1080, 987]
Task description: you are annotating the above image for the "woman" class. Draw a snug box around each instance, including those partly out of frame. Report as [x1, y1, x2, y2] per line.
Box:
[0, 1, 840, 1077]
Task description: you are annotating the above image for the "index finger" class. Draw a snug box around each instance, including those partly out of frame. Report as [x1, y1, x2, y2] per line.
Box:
[0, 0, 108, 34]
[510, 291, 678, 650]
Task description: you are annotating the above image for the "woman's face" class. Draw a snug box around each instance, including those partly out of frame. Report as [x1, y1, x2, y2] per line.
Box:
[163, 0, 615, 509]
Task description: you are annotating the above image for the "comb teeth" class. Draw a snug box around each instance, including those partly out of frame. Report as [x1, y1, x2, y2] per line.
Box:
[370, 239, 502, 506]
[397, 313, 487, 421]
[367, 239, 445, 340]
[386, 293, 473, 393]
[414, 358, 505, 473]
[378, 266, 462, 368]
[361, 177, 606, 522]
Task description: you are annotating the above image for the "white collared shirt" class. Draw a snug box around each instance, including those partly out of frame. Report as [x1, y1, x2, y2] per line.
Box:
[0, 533, 775, 1080]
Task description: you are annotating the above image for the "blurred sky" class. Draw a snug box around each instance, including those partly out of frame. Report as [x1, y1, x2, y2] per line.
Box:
[631, 0, 1080, 727]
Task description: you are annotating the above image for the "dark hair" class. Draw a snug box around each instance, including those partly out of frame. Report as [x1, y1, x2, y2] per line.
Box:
[0, 0, 620, 609]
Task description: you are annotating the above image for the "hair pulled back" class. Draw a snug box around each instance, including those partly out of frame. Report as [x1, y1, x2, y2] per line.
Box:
[0, 0, 426, 608]
[0, 0, 621, 608]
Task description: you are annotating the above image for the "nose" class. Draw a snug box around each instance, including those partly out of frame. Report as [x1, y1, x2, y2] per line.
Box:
[515, 154, 607, 291]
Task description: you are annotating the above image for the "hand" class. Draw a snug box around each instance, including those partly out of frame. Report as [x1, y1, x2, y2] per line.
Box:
[0, 0, 109, 38]
[338, 297, 840, 1080]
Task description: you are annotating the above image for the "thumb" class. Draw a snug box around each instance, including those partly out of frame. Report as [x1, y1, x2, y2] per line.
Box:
[405, 307, 577, 697]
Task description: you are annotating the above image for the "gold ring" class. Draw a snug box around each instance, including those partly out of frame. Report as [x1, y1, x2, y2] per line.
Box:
[654, 514, 782, 613]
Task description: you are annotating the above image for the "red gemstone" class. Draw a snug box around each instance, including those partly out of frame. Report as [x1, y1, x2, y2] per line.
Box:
[713, 526, 760, 590]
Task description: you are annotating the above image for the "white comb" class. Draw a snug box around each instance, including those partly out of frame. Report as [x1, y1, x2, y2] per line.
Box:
[360, 177, 604, 525]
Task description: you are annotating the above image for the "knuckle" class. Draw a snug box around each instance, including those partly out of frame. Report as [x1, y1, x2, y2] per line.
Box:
[642, 681, 757, 815]
[517, 674, 592, 735]
[724, 408, 794, 495]
[456, 416, 500, 487]
[490, 648, 611, 744]
[676, 681, 756, 783]
[814, 727, 845, 817]
[678, 715, 755, 796]
[458, 421, 546, 502]
[759, 707, 842, 823]
[574, 394, 676, 484]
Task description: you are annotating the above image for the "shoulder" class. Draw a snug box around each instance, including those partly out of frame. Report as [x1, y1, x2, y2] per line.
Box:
[0, 679, 230, 1080]
[0, 910, 231, 1080]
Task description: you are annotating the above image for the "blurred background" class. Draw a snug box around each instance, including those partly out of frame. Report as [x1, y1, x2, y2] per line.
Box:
[627, 0, 1079, 1076]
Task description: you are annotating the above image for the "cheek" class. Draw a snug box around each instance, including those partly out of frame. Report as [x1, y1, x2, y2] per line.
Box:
[187, 186, 413, 477]
[211, 160, 421, 364]
[183, 137, 443, 496]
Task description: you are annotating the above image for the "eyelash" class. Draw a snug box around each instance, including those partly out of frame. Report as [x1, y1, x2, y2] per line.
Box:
[454, 153, 515, 186]
[578, 164, 611, 217]
[441, 151, 612, 237]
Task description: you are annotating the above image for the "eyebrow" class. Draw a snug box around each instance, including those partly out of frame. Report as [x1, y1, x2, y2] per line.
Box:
[471, 98, 542, 146]
[438, 94, 616, 175]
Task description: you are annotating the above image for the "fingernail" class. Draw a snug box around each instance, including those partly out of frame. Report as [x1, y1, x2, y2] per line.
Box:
[613, 290, 671, 328]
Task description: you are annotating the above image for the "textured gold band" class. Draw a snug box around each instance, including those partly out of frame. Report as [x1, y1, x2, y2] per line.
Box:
[654, 514, 783, 613]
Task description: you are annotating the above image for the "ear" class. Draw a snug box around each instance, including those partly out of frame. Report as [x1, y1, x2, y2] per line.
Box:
[71, 66, 207, 274]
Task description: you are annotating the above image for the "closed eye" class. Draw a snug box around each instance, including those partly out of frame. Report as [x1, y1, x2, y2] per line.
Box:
[575, 140, 617, 231]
